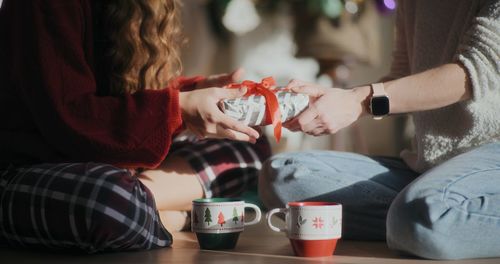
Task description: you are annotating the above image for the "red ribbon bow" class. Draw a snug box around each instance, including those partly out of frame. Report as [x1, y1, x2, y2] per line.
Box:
[227, 77, 282, 142]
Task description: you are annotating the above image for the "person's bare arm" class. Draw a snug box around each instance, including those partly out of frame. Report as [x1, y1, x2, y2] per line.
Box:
[286, 63, 472, 135]
[354, 63, 472, 116]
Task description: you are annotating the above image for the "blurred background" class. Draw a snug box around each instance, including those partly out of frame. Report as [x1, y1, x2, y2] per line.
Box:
[180, 0, 411, 157]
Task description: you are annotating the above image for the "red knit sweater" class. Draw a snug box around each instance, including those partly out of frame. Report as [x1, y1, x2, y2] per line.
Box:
[0, 0, 197, 168]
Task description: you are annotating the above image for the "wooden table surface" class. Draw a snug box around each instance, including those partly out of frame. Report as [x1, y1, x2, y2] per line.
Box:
[1, 215, 499, 264]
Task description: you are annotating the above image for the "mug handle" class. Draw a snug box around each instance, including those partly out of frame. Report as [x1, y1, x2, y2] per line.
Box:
[266, 208, 287, 232]
[243, 203, 262, 226]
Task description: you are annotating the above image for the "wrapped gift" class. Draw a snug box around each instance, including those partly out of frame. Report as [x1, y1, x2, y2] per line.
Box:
[221, 77, 309, 142]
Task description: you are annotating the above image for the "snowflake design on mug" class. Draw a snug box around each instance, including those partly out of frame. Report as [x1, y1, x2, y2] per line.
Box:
[312, 217, 324, 229]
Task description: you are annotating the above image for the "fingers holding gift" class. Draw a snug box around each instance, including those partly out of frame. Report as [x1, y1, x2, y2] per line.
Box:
[214, 68, 244, 87]
[227, 68, 244, 83]
[301, 118, 323, 134]
[302, 116, 339, 136]
[294, 106, 319, 130]
[216, 125, 257, 143]
[309, 126, 329, 137]
[190, 117, 258, 143]
[290, 100, 341, 135]
[217, 113, 260, 140]
[286, 87, 365, 136]
[216, 87, 248, 100]
[253, 126, 263, 135]
[286, 79, 326, 98]
[220, 76, 312, 142]
[286, 114, 334, 136]
[197, 68, 245, 89]
[179, 87, 258, 143]
[200, 113, 259, 142]
[291, 86, 326, 98]
[286, 79, 310, 88]
[284, 107, 319, 133]
[283, 117, 301, 132]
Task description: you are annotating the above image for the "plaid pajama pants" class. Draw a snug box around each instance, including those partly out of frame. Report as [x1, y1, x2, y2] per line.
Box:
[0, 136, 270, 253]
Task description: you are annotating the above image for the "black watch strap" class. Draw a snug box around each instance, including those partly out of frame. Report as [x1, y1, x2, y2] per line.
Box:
[370, 83, 390, 120]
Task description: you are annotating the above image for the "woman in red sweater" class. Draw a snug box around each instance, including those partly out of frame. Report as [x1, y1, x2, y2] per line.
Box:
[0, 0, 270, 252]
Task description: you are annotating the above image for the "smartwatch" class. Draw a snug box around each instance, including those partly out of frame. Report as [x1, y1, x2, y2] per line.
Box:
[369, 83, 390, 120]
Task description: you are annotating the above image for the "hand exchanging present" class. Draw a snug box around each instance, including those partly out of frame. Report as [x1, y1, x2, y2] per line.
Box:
[179, 68, 261, 143]
[284, 80, 369, 136]
[180, 86, 260, 143]
[195, 68, 244, 89]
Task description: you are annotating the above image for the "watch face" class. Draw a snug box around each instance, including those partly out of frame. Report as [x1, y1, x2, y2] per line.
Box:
[371, 96, 390, 116]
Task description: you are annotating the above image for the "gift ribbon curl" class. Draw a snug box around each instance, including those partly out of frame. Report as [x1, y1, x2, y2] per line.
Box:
[227, 77, 282, 142]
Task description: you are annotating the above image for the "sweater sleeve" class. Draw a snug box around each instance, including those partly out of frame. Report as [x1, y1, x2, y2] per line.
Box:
[384, 0, 411, 81]
[17, 0, 184, 168]
[455, 0, 500, 100]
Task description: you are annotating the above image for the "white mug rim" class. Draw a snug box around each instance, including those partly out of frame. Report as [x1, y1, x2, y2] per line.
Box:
[193, 198, 244, 206]
[286, 202, 341, 208]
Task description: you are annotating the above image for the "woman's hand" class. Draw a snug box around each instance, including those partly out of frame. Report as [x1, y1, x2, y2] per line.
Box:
[179, 86, 259, 143]
[196, 68, 244, 89]
[285, 80, 369, 136]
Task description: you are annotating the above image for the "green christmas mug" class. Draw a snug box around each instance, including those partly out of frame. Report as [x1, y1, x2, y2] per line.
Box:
[191, 198, 262, 250]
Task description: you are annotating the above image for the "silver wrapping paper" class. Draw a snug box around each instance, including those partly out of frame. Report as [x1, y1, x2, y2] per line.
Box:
[221, 89, 309, 126]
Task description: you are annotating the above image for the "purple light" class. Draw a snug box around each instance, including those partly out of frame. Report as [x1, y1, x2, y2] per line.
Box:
[383, 0, 396, 10]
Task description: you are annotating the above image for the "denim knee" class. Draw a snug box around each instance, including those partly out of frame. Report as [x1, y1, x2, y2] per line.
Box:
[387, 184, 465, 260]
[387, 146, 500, 260]
[258, 152, 314, 209]
[258, 154, 290, 210]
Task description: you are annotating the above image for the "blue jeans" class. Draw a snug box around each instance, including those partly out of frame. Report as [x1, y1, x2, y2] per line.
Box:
[258, 142, 500, 259]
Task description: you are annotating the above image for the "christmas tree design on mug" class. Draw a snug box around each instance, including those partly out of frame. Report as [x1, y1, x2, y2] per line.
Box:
[232, 208, 239, 224]
[191, 198, 262, 250]
[204, 208, 212, 225]
[217, 211, 226, 227]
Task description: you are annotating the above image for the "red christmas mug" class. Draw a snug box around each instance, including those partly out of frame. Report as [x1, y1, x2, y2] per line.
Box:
[267, 202, 342, 257]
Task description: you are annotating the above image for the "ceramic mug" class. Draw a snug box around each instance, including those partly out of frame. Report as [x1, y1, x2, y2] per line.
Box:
[191, 198, 262, 250]
[267, 202, 342, 257]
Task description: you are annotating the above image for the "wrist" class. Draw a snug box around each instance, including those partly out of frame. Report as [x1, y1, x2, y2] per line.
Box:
[179, 91, 189, 118]
[183, 76, 206, 91]
[353, 85, 372, 118]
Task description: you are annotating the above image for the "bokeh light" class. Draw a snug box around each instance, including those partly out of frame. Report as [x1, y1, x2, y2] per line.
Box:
[383, 0, 397, 10]
[345, 1, 359, 14]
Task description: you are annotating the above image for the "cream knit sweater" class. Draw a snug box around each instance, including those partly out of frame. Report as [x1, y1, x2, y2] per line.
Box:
[386, 0, 500, 172]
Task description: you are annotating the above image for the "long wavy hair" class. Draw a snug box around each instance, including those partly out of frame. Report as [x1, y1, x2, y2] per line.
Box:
[104, 0, 181, 95]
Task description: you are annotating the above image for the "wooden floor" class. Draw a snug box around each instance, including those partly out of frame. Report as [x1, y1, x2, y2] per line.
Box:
[2, 216, 499, 264]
